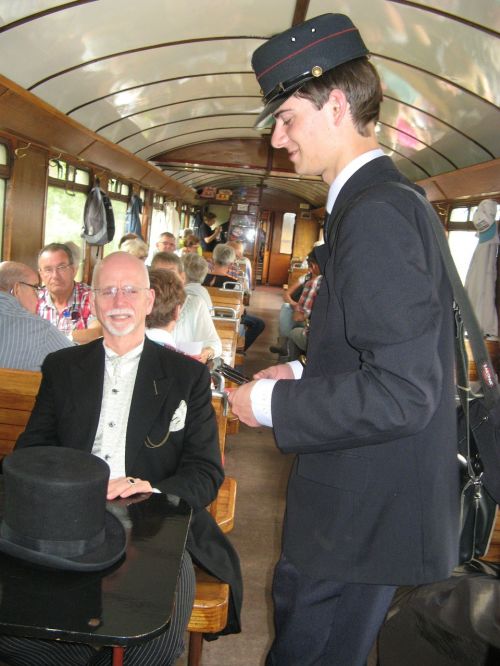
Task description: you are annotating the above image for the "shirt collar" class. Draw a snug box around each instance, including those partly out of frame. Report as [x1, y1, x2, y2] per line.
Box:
[326, 149, 385, 213]
[103, 340, 144, 361]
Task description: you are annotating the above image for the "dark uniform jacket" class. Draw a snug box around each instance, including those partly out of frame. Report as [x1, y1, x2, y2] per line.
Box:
[16, 336, 242, 634]
[272, 156, 459, 586]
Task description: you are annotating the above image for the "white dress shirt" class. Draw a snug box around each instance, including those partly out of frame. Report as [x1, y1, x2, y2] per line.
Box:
[92, 341, 143, 478]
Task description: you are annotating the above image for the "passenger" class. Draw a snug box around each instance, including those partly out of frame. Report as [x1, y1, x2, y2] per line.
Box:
[5, 251, 242, 666]
[227, 240, 252, 292]
[119, 236, 149, 262]
[181, 234, 202, 256]
[117, 231, 140, 248]
[0, 261, 72, 370]
[183, 253, 213, 309]
[204, 244, 265, 351]
[37, 242, 102, 343]
[151, 252, 222, 363]
[203, 243, 239, 288]
[155, 231, 177, 254]
[270, 250, 322, 360]
[199, 211, 223, 251]
[145, 268, 186, 351]
[229, 13, 458, 666]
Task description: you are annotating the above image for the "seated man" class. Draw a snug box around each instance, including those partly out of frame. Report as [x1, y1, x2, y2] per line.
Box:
[204, 244, 265, 351]
[271, 250, 322, 359]
[155, 231, 177, 254]
[151, 252, 222, 363]
[0, 261, 73, 370]
[37, 242, 102, 343]
[3, 252, 241, 666]
[227, 240, 252, 293]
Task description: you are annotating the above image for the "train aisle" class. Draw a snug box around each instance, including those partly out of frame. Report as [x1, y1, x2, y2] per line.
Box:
[179, 286, 294, 666]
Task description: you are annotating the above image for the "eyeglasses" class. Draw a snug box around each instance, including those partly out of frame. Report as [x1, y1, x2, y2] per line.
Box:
[39, 263, 73, 276]
[93, 286, 149, 299]
[18, 281, 43, 295]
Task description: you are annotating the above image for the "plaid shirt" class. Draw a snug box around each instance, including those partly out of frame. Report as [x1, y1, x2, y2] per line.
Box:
[298, 275, 322, 318]
[37, 282, 95, 331]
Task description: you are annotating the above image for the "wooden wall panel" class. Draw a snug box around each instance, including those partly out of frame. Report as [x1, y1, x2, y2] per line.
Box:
[4, 144, 47, 267]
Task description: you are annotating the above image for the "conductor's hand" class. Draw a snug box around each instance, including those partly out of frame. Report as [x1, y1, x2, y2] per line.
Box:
[227, 381, 261, 427]
[254, 363, 295, 380]
[107, 477, 153, 500]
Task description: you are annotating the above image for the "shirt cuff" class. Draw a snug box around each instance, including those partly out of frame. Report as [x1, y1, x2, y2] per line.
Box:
[250, 379, 277, 427]
[288, 360, 304, 379]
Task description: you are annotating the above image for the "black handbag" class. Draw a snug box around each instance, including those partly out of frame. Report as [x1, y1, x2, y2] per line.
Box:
[326, 182, 500, 564]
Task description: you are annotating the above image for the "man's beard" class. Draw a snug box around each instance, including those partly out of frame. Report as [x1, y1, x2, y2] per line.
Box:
[102, 308, 137, 337]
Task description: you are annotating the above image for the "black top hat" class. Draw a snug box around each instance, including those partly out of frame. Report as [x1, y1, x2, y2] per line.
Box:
[252, 13, 368, 128]
[0, 447, 126, 572]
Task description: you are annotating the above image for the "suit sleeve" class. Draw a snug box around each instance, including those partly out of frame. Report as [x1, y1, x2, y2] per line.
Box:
[272, 198, 450, 453]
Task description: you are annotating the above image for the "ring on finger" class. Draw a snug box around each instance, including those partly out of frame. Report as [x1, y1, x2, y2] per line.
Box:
[127, 477, 136, 485]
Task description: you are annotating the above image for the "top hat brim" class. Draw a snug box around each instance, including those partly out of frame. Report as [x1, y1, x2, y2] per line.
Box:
[0, 510, 126, 572]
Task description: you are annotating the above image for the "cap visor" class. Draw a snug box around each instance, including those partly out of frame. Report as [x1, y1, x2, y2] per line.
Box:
[254, 97, 284, 130]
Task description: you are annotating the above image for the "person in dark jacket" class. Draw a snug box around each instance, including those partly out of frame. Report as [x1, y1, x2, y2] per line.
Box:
[229, 13, 458, 666]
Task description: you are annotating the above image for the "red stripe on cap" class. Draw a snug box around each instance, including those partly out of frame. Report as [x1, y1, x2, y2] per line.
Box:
[257, 27, 358, 80]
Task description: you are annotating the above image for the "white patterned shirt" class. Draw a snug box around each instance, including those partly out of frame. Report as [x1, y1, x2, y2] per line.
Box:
[92, 341, 143, 479]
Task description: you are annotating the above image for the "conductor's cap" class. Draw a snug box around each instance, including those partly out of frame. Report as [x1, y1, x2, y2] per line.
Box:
[252, 14, 368, 129]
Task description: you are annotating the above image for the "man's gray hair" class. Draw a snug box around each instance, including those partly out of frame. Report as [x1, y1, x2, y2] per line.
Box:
[0, 261, 36, 292]
[38, 242, 74, 265]
[213, 243, 236, 267]
[183, 254, 209, 284]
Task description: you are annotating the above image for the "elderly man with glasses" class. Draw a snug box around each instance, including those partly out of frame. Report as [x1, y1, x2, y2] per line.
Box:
[0, 261, 72, 370]
[37, 242, 102, 343]
[6, 251, 242, 666]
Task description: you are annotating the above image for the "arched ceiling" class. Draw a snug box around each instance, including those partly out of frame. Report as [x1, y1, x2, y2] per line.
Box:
[0, 0, 498, 207]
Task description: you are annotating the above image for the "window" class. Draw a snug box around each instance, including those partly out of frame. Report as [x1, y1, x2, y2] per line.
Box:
[280, 212, 296, 254]
[448, 202, 500, 283]
[45, 160, 91, 280]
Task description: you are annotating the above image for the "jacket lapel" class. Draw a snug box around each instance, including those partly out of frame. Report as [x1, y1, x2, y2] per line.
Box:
[125, 338, 174, 471]
[69, 340, 105, 451]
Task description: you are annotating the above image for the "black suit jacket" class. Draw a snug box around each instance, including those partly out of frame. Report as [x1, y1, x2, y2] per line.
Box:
[272, 156, 459, 585]
[16, 337, 242, 634]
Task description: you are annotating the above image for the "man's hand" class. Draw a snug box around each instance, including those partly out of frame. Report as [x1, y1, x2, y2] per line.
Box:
[107, 476, 153, 499]
[227, 381, 262, 427]
[254, 364, 295, 380]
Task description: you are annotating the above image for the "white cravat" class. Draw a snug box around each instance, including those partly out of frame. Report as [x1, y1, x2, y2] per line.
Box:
[92, 341, 143, 479]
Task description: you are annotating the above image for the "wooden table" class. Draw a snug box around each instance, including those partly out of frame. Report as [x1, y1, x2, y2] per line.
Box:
[0, 488, 191, 665]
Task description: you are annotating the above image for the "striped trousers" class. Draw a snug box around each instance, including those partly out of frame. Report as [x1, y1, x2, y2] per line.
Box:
[0, 551, 195, 666]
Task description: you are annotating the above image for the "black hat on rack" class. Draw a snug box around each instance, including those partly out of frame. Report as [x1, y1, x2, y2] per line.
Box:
[252, 13, 369, 128]
[0, 447, 126, 572]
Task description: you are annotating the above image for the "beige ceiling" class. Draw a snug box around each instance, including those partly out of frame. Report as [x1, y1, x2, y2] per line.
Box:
[0, 0, 498, 207]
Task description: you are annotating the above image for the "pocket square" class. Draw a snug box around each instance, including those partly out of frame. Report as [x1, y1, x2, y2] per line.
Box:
[169, 400, 187, 432]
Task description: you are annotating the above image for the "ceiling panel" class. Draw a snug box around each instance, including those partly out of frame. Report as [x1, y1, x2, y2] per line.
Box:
[0, 0, 497, 204]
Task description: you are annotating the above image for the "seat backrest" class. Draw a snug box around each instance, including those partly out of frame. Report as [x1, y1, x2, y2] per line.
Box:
[0, 368, 41, 459]
[206, 287, 244, 317]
